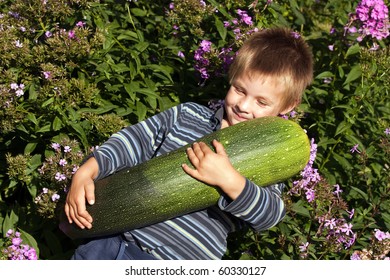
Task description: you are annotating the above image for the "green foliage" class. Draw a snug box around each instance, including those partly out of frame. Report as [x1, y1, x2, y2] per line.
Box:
[0, 0, 389, 259]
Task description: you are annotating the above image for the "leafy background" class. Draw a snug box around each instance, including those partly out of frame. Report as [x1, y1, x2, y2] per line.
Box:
[0, 0, 389, 260]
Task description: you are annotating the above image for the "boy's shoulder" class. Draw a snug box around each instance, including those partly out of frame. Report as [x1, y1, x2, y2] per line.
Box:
[178, 101, 216, 118]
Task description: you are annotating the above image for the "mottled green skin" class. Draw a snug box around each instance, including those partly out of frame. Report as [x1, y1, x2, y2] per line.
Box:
[60, 116, 310, 239]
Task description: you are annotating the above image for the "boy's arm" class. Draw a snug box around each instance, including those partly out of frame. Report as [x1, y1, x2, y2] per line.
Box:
[219, 181, 286, 231]
[65, 105, 179, 229]
[65, 157, 98, 229]
[182, 139, 286, 230]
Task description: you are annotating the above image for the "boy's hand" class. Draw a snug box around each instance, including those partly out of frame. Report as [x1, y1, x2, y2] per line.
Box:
[64, 157, 98, 229]
[182, 140, 246, 200]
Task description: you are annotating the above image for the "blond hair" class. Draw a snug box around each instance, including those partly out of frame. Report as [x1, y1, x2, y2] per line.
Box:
[228, 27, 313, 111]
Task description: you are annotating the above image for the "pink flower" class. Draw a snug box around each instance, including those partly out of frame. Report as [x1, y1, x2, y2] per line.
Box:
[51, 193, 60, 202]
[305, 188, 316, 202]
[55, 172, 66, 181]
[347, 208, 355, 219]
[43, 71, 52, 79]
[68, 30, 76, 39]
[299, 242, 309, 252]
[340, 223, 354, 236]
[374, 229, 390, 241]
[6, 229, 14, 237]
[51, 143, 61, 151]
[177, 51, 185, 58]
[350, 144, 361, 153]
[12, 237, 23, 246]
[325, 218, 337, 229]
[15, 40, 23, 48]
[76, 21, 85, 27]
[351, 252, 361, 260]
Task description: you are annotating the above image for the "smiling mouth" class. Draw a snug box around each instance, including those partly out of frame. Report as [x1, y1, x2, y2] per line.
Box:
[232, 109, 249, 121]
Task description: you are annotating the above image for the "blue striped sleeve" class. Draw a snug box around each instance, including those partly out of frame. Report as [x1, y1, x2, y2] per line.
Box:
[92, 105, 179, 179]
[218, 179, 286, 231]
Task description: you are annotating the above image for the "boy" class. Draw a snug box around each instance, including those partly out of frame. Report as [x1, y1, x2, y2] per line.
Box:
[65, 27, 313, 260]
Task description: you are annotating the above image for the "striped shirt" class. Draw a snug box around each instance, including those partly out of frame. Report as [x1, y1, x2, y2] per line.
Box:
[92, 102, 286, 259]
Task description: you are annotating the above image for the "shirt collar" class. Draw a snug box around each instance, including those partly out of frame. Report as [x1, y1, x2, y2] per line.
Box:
[213, 106, 225, 130]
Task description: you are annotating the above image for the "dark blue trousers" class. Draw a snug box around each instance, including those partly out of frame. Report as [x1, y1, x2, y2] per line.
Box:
[71, 234, 156, 260]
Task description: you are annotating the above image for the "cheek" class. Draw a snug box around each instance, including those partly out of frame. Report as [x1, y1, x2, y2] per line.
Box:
[224, 89, 237, 105]
[253, 107, 279, 118]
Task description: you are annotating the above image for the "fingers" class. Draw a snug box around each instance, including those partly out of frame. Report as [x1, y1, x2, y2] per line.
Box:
[85, 183, 95, 206]
[68, 199, 93, 229]
[181, 163, 198, 178]
[65, 183, 95, 229]
[64, 203, 71, 224]
[212, 139, 227, 156]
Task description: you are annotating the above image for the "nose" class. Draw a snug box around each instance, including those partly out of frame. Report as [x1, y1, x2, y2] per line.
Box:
[237, 96, 250, 112]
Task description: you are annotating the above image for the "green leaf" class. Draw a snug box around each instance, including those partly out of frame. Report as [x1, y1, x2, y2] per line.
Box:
[291, 201, 310, 218]
[136, 101, 147, 122]
[26, 113, 38, 125]
[135, 42, 149, 53]
[239, 253, 255, 260]
[117, 30, 138, 41]
[338, 65, 345, 78]
[345, 44, 360, 57]
[131, 7, 147, 17]
[28, 83, 38, 100]
[207, 0, 230, 18]
[112, 62, 130, 73]
[29, 154, 42, 170]
[317, 137, 338, 147]
[315, 71, 334, 79]
[36, 124, 51, 133]
[335, 120, 352, 136]
[143, 64, 173, 82]
[24, 142, 38, 154]
[2, 210, 18, 237]
[350, 186, 368, 200]
[215, 16, 227, 41]
[41, 97, 54, 107]
[19, 228, 40, 257]
[343, 65, 362, 86]
[69, 122, 88, 148]
[52, 116, 63, 131]
[332, 153, 353, 170]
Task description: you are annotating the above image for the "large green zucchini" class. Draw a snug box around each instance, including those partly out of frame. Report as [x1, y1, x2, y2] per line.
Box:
[59, 116, 310, 239]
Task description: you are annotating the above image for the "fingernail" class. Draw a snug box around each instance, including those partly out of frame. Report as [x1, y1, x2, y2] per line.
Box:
[89, 200, 95, 205]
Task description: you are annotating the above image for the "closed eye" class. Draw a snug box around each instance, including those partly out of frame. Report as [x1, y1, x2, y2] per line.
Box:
[257, 99, 268, 106]
[234, 86, 245, 95]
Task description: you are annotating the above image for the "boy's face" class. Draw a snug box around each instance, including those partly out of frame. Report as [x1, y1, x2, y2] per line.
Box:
[222, 74, 294, 128]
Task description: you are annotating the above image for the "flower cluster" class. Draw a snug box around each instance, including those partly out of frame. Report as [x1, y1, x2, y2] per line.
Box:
[192, 8, 261, 83]
[193, 39, 234, 82]
[290, 139, 321, 202]
[10, 82, 25, 97]
[208, 99, 225, 111]
[166, 0, 215, 38]
[223, 9, 258, 42]
[351, 229, 390, 260]
[346, 0, 390, 41]
[36, 138, 85, 218]
[1, 229, 37, 260]
[289, 138, 356, 254]
[38, 139, 84, 189]
[0, 83, 27, 133]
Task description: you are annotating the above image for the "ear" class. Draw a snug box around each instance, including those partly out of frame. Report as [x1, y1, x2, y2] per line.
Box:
[279, 101, 298, 115]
